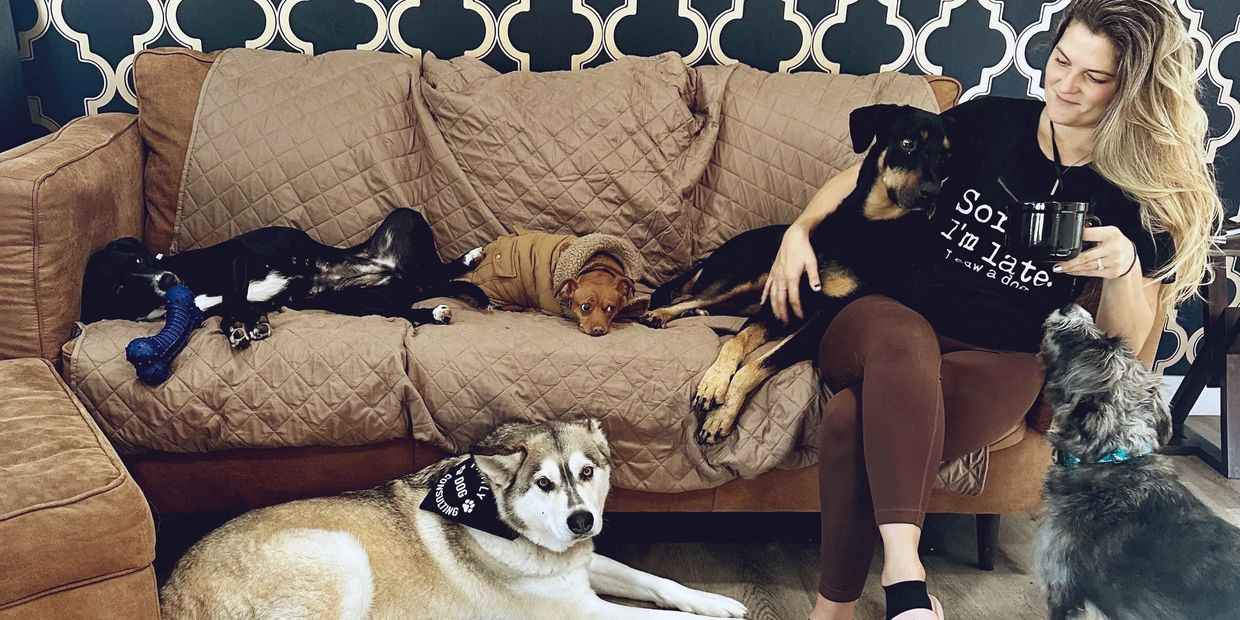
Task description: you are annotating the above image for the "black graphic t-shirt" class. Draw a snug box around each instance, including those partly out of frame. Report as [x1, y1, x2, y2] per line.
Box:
[893, 96, 1174, 352]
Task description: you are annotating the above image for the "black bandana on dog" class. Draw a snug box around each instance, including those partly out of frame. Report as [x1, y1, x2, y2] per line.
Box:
[419, 456, 519, 540]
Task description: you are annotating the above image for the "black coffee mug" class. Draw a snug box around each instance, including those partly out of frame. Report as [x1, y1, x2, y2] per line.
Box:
[1006, 201, 1100, 262]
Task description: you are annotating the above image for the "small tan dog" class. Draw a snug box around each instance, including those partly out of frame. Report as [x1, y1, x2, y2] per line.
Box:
[159, 419, 747, 619]
[464, 230, 647, 336]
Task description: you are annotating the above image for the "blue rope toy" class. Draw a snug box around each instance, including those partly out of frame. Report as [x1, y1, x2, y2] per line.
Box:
[125, 284, 205, 386]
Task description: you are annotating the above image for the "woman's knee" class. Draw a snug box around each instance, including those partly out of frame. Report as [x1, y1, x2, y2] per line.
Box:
[820, 388, 861, 451]
[819, 295, 939, 372]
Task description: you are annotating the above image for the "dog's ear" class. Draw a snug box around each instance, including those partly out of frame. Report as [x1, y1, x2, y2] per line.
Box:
[473, 446, 527, 489]
[615, 276, 634, 299]
[556, 278, 578, 302]
[109, 236, 145, 250]
[574, 416, 612, 465]
[849, 103, 903, 153]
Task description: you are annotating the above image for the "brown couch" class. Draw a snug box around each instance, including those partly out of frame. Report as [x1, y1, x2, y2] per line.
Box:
[0, 358, 158, 618]
[0, 48, 1166, 577]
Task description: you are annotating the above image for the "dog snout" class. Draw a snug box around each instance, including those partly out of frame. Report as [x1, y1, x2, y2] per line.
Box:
[918, 181, 940, 202]
[157, 272, 181, 292]
[567, 510, 594, 536]
[1053, 303, 1090, 322]
[589, 325, 606, 336]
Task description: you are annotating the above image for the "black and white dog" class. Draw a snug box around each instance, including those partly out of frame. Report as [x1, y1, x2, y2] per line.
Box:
[1036, 304, 1240, 620]
[82, 208, 488, 348]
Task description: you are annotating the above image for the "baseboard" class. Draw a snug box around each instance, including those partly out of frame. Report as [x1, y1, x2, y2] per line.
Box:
[1162, 375, 1219, 416]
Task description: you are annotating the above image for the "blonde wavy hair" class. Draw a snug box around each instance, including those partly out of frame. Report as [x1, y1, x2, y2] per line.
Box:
[1052, 0, 1223, 312]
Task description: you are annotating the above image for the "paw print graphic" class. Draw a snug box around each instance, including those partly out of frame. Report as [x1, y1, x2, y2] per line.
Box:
[461, 499, 476, 513]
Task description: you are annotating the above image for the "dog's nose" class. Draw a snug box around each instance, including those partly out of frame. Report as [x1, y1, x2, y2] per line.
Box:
[157, 272, 180, 292]
[918, 182, 940, 201]
[590, 326, 606, 336]
[567, 511, 594, 535]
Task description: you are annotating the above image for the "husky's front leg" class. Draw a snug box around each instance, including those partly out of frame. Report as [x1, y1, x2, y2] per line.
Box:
[588, 554, 747, 618]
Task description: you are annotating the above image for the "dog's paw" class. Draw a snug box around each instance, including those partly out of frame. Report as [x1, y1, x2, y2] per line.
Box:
[248, 315, 271, 341]
[693, 364, 733, 413]
[661, 587, 748, 618]
[463, 247, 485, 267]
[697, 402, 740, 445]
[432, 304, 453, 325]
[225, 322, 251, 350]
[638, 310, 670, 329]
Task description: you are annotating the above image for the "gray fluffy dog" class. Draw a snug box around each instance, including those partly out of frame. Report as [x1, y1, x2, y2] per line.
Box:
[1035, 304, 1240, 620]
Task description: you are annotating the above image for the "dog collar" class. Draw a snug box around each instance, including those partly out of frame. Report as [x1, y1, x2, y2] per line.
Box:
[419, 456, 520, 541]
[1055, 444, 1154, 468]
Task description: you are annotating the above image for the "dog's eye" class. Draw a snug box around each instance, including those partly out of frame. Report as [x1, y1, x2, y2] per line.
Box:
[581, 465, 594, 480]
[581, 303, 592, 313]
[536, 477, 554, 492]
[605, 305, 615, 314]
[900, 138, 916, 152]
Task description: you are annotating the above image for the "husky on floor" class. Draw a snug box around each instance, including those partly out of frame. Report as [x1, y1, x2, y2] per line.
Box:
[1035, 304, 1240, 620]
[160, 419, 748, 619]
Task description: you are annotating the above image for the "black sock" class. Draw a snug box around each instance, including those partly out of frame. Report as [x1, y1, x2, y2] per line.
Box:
[884, 580, 932, 619]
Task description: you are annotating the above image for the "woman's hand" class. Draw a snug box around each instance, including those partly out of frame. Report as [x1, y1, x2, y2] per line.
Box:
[761, 225, 821, 323]
[1053, 226, 1138, 280]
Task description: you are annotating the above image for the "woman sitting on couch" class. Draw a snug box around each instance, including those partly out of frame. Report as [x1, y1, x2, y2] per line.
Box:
[763, 1, 1222, 618]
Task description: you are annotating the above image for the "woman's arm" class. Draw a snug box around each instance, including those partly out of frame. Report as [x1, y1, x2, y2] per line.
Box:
[789, 163, 861, 234]
[1097, 267, 1160, 352]
[1055, 227, 1160, 350]
[763, 163, 861, 323]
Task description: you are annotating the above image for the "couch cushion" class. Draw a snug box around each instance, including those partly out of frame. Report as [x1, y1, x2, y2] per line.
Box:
[0, 358, 154, 610]
[402, 303, 821, 492]
[421, 53, 716, 284]
[173, 48, 451, 252]
[63, 311, 418, 453]
[691, 65, 939, 259]
[134, 48, 219, 254]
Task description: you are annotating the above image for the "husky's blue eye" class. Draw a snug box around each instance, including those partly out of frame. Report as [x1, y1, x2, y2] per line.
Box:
[536, 477, 554, 492]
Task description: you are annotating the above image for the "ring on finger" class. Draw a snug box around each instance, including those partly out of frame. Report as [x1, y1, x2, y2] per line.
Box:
[1095, 258, 1104, 271]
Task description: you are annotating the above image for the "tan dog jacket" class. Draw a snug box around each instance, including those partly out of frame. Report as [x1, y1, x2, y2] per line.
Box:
[465, 230, 646, 316]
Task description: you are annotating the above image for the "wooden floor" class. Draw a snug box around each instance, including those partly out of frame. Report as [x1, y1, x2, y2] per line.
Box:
[593, 455, 1240, 620]
[153, 453, 1240, 620]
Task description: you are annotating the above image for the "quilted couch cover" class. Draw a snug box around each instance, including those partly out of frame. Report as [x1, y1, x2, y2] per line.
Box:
[65, 48, 942, 492]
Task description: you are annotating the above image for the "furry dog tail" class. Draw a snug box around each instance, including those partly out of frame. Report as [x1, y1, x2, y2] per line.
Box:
[650, 262, 703, 310]
[433, 280, 490, 308]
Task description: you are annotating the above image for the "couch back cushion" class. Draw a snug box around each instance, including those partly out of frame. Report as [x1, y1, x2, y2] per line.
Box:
[421, 53, 715, 283]
[133, 48, 219, 254]
[691, 65, 941, 260]
[172, 49, 435, 251]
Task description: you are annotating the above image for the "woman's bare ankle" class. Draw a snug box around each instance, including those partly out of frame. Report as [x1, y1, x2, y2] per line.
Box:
[879, 552, 926, 587]
[878, 523, 926, 587]
[809, 593, 857, 620]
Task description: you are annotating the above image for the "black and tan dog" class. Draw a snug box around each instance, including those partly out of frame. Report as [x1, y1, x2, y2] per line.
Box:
[641, 104, 953, 444]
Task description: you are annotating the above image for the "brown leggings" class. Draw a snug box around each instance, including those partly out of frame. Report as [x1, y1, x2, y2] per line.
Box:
[816, 295, 1044, 602]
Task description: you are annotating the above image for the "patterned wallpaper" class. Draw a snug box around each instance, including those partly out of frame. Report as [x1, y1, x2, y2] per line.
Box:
[7, 0, 1240, 374]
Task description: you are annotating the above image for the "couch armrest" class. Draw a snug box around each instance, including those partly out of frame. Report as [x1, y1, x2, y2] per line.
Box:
[0, 114, 145, 363]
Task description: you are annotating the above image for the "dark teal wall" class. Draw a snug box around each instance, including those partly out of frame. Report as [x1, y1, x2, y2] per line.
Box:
[0, 0, 28, 151]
